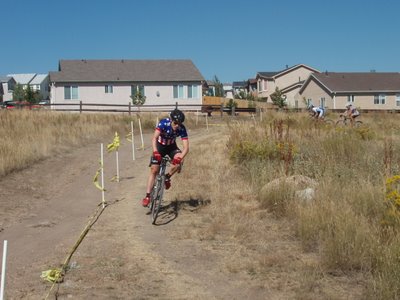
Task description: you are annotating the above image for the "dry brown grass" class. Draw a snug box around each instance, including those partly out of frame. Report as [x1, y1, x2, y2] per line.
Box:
[171, 111, 400, 299]
[3, 110, 400, 298]
[0, 110, 206, 177]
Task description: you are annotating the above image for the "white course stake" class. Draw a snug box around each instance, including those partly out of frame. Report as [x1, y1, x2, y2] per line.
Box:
[130, 121, 135, 161]
[138, 118, 144, 150]
[101, 143, 105, 208]
[1, 240, 8, 300]
[115, 150, 120, 182]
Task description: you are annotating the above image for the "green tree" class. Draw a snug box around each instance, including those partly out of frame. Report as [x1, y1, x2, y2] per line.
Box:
[225, 98, 238, 115]
[270, 87, 287, 108]
[130, 87, 146, 112]
[213, 75, 224, 97]
[25, 85, 40, 104]
[13, 83, 25, 102]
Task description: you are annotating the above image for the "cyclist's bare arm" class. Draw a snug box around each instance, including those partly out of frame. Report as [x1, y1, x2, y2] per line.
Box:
[180, 139, 189, 160]
[152, 130, 161, 152]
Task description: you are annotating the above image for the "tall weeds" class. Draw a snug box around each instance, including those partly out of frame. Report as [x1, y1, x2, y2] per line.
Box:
[0, 110, 164, 176]
[226, 112, 400, 298]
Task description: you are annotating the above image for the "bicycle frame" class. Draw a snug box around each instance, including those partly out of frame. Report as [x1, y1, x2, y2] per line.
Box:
[149, 156, 170, 224]
[335, 114, 363, 127]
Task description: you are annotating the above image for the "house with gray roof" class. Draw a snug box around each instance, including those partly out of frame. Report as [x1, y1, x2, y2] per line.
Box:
[29, 74, 50, 100]
[5, 73, 49, 101]
[297, 72, 400, 110]
[256, 64, 320, 107]
[0, 76, 16, 102]
[49, 59, 205, 110]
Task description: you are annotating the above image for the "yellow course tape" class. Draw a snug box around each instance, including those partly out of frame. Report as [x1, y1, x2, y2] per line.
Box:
[43, 202, 108, 299]
[41, 268, 63, 283]
[93, 161, 106, 191]
[126, 131, 132, 142]
[107, 132, 120, 152]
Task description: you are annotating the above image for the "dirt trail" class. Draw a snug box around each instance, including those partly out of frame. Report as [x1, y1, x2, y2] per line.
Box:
[0, 127, 269, 299]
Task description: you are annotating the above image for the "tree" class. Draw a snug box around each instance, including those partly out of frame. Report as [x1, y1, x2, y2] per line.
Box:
[225, 98, 238, 115]
[270, 87, 287, 108]
[130, 87, 146, 112]
[25, 85, 40, 104]
[213, 75, 224, 97]
[13, 83, 25, 102]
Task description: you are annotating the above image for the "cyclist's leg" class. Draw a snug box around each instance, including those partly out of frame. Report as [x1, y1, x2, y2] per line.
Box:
[167, 147, 183, 177]
[145, 145, 166, 194]
[146, 164, 159, 194]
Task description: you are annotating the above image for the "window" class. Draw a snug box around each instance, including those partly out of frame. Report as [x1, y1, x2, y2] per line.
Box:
[131, 85, 145, 97]
[320, 97, 325, 108]
[258, 80, 265, 92]
[173, 85, 184, 99]
[396, 94, 400, 107]
[307, 98, 312, 107]
[187, 85, 199, 99]
[64, 86, 79, 100]
[347, 95, 355, 103]
[374, 94, 386, 105]
[105, 85, 113, 93]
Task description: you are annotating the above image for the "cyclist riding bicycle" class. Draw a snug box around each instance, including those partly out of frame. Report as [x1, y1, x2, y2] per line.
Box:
[308, 104, 325, 119]
[344, 103, 360, 125]
[141, 109, 189, 207]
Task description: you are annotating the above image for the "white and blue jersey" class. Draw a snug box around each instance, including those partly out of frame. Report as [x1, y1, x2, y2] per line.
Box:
[312, 106, 325, 118]
[156, 118, 188, 145]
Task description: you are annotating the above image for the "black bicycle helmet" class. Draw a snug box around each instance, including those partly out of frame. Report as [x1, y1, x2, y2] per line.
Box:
[170, 109, 185, 123]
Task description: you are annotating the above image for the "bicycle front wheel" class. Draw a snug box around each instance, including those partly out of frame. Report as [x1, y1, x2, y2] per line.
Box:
[151, 174, 165, 224]
[335, 119, 346, 127]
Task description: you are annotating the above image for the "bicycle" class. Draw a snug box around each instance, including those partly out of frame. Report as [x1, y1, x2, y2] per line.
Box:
[308, 112, 334, 125]
[149, 156, 170, 224]
[335, 114, 363, 128]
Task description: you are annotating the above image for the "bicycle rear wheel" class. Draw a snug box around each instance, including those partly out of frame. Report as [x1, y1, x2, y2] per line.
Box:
[354, 120, 363, 128]
[335, 119, 346, 127]
[151, 174, 165, 224]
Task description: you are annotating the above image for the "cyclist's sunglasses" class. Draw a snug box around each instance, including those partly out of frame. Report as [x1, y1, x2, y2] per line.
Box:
[172, 121, 181, 125]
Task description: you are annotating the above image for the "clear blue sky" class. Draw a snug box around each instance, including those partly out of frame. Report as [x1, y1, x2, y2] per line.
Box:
[1, 0, 399, 83]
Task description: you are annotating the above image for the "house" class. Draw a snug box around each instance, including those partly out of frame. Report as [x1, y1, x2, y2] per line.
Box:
[0, 76, 16, 102]
[7, 73, 36, 89]
[232, 81, 247, 98]
[204, 80, 232, 98]
[6, 73, 49, 101]
[29, 74, 50, 100]
[256, 64, 320, 107]
[49, 59, 205, 110]
[247, 78, 258, 98]
[223, 83, 233, 99]
[297, 72, 400, 110]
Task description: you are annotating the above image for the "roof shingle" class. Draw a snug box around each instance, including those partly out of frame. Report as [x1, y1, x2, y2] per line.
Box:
[49, 59, 204, 83]
[313, 72, 400, 92]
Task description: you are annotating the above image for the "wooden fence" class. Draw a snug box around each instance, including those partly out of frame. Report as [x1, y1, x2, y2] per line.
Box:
[3, 100, 400, 115]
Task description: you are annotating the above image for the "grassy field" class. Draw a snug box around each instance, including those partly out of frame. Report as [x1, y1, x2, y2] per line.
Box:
[2, 109, 400, 299]
[171, 111, 400, 299]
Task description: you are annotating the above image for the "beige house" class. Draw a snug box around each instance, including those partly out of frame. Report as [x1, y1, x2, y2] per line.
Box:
[297, 72, 400, 110]
[256, 64, 319, 107]
[49, 59, 205, 111]
[0, 76, 16, 102]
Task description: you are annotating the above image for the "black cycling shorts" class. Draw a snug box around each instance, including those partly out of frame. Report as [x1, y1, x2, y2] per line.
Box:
[149, 143, 181, 166]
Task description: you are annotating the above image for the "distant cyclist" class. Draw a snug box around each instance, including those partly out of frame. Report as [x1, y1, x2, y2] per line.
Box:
[308, 104, 325, 120]
[344, 103, 360, 126]
[141, 109, 189, 207]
